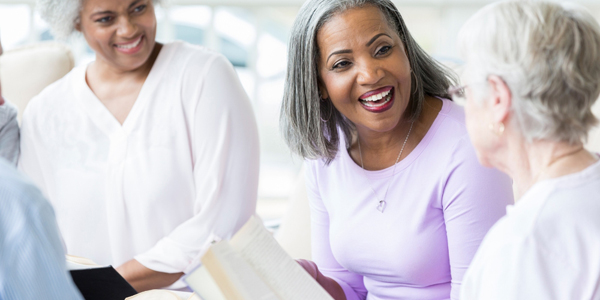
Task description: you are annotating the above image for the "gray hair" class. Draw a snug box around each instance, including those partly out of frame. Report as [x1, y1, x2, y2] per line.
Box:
[37, 0, 163, 40]
[458, 1, 600, 144]
[280, 0, 457, 162]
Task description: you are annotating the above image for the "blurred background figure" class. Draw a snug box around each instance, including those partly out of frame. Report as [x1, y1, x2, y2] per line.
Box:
[0, 36, 82, 300]
[455, 1, 600, 299]
[0, 158, 84, 300]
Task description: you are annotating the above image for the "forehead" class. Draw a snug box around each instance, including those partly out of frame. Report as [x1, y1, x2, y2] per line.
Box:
[317, 5, 396, 52]
[82, 0, 141, 12]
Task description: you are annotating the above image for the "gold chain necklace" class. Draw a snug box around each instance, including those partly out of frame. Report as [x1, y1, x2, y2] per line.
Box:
[358, 121, 414, 213]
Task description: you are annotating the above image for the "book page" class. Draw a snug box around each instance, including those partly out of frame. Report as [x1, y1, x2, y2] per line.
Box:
[66, 255, 105, 270]
[185, 265, 226, 300]
[200, 241, 280, 300]
[230, 216, 334, 300]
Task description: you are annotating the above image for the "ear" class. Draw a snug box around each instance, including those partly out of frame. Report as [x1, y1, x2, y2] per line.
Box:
[487, 75, 511, 124]
[318, 80, 329, 100]
[74, 20, 82, 32]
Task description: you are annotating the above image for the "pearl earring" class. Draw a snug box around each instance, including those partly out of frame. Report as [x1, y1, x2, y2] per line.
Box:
[489, 123, 505, 135]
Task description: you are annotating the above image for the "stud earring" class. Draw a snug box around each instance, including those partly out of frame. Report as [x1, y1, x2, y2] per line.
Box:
[489, 123, 505, 135]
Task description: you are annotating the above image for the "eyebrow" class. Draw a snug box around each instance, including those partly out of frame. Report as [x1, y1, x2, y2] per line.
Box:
[326, 49, 352, 64]
[90, 0, 142, 17]
[91, 10, 112, 17]
[366, 33, 391, 47]
[325, 33, 392, 64]
[128, 0, 142, 9]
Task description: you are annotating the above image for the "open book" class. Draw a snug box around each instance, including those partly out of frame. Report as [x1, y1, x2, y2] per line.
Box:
[185, 216, 334, 300]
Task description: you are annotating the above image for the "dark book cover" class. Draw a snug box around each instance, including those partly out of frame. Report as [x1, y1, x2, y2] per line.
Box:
[70, 266, 138, 300]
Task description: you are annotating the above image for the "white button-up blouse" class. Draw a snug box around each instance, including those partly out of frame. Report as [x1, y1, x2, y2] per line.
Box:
[18, 41, 260, 280]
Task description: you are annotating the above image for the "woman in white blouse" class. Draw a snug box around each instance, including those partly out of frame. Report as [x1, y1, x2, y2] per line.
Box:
[454, 1, 600, 299]
[20, 0, 259, 291]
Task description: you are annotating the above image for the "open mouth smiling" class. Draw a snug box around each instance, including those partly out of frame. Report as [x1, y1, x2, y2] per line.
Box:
[359, 86, 395, 113]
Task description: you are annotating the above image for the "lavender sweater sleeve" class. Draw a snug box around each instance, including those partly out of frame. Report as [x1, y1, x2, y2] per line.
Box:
[440, 135, 513, 300]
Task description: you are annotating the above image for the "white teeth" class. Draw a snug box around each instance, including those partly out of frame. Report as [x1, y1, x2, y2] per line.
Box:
[361, 90, 391, 102]
[116, 36, 142, 49]
[362, 93, 392, 107]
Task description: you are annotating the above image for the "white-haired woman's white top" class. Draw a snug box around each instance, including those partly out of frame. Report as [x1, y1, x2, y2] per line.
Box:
[461, 157, 600, 299]
[18, 41, 259, 287]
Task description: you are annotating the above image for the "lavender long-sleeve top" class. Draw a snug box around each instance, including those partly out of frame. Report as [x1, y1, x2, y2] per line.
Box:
[305, 98, 514, 300]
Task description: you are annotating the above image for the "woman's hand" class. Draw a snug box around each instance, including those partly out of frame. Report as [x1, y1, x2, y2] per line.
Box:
[297, 259, 347, 300]
[116, 259, 183, 292]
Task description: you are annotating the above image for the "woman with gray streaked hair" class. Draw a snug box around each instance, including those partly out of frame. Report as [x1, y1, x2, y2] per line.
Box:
[281, 0, 514, 299]
[19, 0, 260, 292]
[456, 1, 600, 299]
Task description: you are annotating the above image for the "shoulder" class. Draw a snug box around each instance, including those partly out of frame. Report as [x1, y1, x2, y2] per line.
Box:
[435, 98, 469, 137]
[0, 100, 18, 128]
[434, 101, 513, 205]
[431, 100, 487, 171]
[0, 100, 18, 118]
[24, 65, 83, 120]
[165, 41, 232, 75]
[0, 159, 49, 216]
[304, 157, 329, 179]
[485, 175, 600, 269]
[530, 174, 600, 259]
[164, 42, 238, 100]
[425, 99, 473, 165]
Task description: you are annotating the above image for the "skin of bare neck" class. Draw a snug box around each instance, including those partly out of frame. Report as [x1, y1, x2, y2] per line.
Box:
[489, 128, 598, 200]
[84, 43, 162, 124]
[350, 96, 441, 171]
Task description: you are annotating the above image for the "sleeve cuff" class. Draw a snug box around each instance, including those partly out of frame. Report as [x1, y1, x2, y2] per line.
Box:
[135, 233, 222, 274]
[134, 237, 196, 274]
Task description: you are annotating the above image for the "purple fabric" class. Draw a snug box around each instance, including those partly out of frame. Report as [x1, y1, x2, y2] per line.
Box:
[305, 99, 514, 300]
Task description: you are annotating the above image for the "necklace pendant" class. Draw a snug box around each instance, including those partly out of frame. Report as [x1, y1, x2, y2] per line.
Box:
[376, 200, 386, 213]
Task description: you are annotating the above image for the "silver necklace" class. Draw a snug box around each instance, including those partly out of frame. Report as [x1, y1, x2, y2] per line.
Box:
[358, 121, 414, 213]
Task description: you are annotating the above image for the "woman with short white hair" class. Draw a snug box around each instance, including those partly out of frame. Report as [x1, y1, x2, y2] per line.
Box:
[456, 1, 600, 299]
[20, 0, 259, 291]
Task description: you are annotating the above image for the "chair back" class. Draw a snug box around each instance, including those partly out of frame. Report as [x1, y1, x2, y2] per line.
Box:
[0, 42, 75, 121]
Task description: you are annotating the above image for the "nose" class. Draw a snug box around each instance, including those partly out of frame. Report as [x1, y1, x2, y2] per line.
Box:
[116, 16, 138, 38]
[356, 61, 385, 86]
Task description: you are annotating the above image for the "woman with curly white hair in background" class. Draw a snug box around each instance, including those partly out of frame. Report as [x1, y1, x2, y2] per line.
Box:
[455, 1, 600, 299]
[19, 0, 260, 291]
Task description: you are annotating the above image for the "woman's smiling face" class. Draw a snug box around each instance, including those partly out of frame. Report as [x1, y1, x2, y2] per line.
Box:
[317, 5, 412, 134]
[77, 0, 157, 72]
